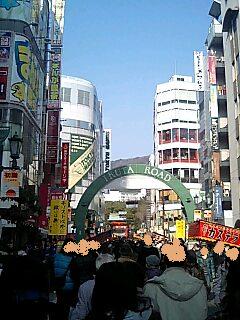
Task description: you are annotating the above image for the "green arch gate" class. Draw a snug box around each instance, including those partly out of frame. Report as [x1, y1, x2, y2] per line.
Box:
[75, 164, 196, 241]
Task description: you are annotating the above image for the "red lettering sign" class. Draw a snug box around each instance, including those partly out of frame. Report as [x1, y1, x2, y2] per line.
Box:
[61, 143, 69, 188]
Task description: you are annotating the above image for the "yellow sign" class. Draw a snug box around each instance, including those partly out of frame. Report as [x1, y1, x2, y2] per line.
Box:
[69, 143, 94, 189]
[176, 220, 186, 239]
[48, 199, 69, 235]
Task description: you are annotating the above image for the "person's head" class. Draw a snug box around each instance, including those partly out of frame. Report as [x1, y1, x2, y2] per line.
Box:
[91, 262, 139, 319]
[193, 243, 200, 251]
[60, 238, 74, 254]
[95, 253, 115, 271]
[119, 243, 135, 259]
[146, 255, 161, 269]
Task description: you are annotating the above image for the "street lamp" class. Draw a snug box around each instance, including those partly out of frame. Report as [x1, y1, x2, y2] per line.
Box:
[206, 194, 211, 207]
[194, 195, 199, 206]
[9, 134, 22, 169]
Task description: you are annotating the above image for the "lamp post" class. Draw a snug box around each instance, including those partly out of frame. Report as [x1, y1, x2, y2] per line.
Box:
[9, 134, 23, 169]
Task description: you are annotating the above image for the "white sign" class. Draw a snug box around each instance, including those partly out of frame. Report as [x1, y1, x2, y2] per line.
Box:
[194, 51, 204, 91]
[210, 85, 218, 118]
[0, 170, 21, 198]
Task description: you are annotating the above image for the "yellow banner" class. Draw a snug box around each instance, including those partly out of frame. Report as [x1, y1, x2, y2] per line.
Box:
[176, 220, 186, 239]
[48, 199, 69, 235]
[68, 143, 94, 189]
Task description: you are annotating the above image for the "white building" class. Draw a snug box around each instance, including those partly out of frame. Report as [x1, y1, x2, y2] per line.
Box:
[60, 76, 104, 228]
[153, 75, 201, 233]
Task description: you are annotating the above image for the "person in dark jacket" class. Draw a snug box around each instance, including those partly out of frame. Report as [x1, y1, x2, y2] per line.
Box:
[145, 255, 162, 280]
[137, 241, 160, 270]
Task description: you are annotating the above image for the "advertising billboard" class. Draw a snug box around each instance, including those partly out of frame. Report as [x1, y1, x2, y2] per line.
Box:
[0, 169, 21, 198]
[10, 34, 43, 115]
[208, 55, 216, 85]
[61, 142, 69, 188]
[176, 220, 186, 239]
[211, 118, 219, 150]
[0, 31, 11, 62]
[209, 85, 218, 118]
[104, 129, 111, 172]
[48, 199, 68, 235]
[69, 134, 95, 189]
[194, 51, 204, 91]
[0, 67, 8, 101]
[46, 110, 60, 163]
[212, 151, 221, 182]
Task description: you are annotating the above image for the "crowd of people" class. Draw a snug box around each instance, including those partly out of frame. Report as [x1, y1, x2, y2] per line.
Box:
[0, 236, 240, 320]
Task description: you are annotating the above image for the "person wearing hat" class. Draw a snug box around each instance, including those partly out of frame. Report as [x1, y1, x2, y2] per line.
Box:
[145, 255, 162, 280]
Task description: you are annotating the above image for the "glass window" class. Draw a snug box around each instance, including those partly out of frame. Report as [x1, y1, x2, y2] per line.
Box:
[9, 109, 23, 125]
[182, 169, 190, 183]
[172, 119, 179, 122]
[61, 87, 71, 102]
[172, 128, 179, 142]
[159, 151, 163, 164]
[188, 100, 196, 104]
[190, 169, 199, 183]
[189, 129, 197, 142]
[179, 100, 187, 103]
[162, 129, 171, 143]
[163, 149, 171, 163]
[159, 131, 162, 144]
[0, 108, 8, 122]
[181, 148, 189, 161]
[173, 168, 180, 179]
[180, 128, 188, 141]
[162, 101, 170, 106]
[173, 148, 179, 161]
[190, 149, 198, 162]
[78, 90, 90, 106]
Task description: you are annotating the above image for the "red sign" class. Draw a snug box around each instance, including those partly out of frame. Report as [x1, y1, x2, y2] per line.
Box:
[208, 55, 216, 85]
[46, 110, 60, 163]
[61, 143, 69, 188]
[0, 67, 8, 100]
[188, 220, 240, 248]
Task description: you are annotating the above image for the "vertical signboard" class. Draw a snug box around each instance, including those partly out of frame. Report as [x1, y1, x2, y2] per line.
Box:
[176, 220, 186, 239]
[194, 51, 204, 91]
[61, 142, 69, 188]
[210, 85, 218, 118]
[48, 199, 68, 235]
[208, 55, 217, 85]
[68, 134, 94, 189]
[104, 129, 111, 172]
[0, 169, 21, 198]
[211, 118, 219, 150]
[0, 31, 11, 62]
[0, 67, 8, 101]
[214, 185, 224, 220]
[212, 151, 221, 182]
[46, 110, 60, 163]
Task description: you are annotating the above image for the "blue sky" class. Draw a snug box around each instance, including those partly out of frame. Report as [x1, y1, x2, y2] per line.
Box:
[62, 0, 212, 160]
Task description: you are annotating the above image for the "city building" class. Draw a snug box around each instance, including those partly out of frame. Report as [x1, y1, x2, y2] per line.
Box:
[208, 0, 240, 225]
[60, 75, 104, 232]
[196, 16, 232, 226]
[153, 75, 201, 235]
[0, 2, 49, 212]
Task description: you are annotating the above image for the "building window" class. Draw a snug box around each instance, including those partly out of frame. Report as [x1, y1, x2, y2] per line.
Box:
[188, 100, 196, 104]
[173, 148, 179, 162]
[173, 168, 180, 179]
[61, 87, 71, 102]
[172, 128, 179, 142]
[189, 129, 197, 142]
[190, 169, 199, 183]
[171, 99, 178, 103]
[162, 101, 170, 106]
[162, 129, 171, 143]
[179, 99, 187, 104]
[9, 109, 23, 125]
[190, 149, 198, 162]
[159, 151, 163, 164]
[0, 108, 8, 122]
[182, 169, 190, 183]
[78, 90, 90, 106]
[181, 148, 189, 162]
[163, 149, 171, 163]
[159, 131, 162, 144]
[180, 128, 188, 142]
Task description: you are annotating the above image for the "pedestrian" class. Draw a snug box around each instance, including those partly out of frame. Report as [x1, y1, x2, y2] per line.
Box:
[143, 255, 208, 320]
[145, 255, 162, 280]
[86, 261, 155, 320]
[137, 239, 160, 270]
[54, 238, 75, 320]
[118, 243, 137, 263]
[69, 253, 115, 320]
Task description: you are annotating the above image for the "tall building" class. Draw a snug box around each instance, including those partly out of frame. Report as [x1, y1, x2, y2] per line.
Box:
[0, 2, 49, 212]
[60, 75, 104, 232]
[197, 16, 232, 226]
[153, 75, 201, 235]
[209, 0, 240, 225]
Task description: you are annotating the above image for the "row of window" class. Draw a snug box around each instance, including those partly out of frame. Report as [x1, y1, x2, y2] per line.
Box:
[158, 100, 196, 106]
[164, 168, 199, 183]
[0, 108, 23, 125]
[159, 119, 198, 125]
[61, 87, 90, 106]
[159, 148, 199, 163]
[159, 128, 198, 144]
[63, 119, 95, 132]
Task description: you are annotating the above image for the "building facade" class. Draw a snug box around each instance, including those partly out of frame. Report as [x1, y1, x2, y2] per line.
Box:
[153, 75, 201, 235]
[208, 0, 240, 225]
[60, 75, 104, 231]
[197, 16, 232, 226]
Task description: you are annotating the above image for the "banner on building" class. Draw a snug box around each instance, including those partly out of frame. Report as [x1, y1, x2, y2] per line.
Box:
[61, 142, 69, 188]
[194, 51, 204, 91]
[208, 55, 216, 85]
[68, 134, 94, 189]
[48, 199, 68, 235]
[211, 118, 219, 150]
[48, 52, 61, 109]
[0, 67, 8, 101]
[46, 110, 60, 163]
[209, 85, 218, 118]
[104, 129, 111, 172]
[212, 151, 221, 182]
[0, 169, 21, 198]
[214, 185, 224, 220]
[176, 220, 186, 239]
[10, 34, 44, 114]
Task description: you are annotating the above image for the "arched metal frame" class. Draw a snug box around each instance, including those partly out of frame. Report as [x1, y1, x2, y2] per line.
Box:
[75, 164, 196, 241]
